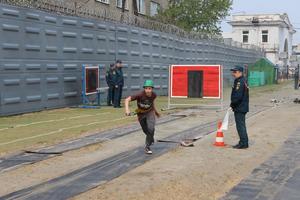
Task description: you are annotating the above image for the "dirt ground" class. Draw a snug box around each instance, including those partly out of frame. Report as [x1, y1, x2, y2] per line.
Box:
[0, 82, 299, 200]
[72, 83, 300, 200]
[0, 108, 221, 196]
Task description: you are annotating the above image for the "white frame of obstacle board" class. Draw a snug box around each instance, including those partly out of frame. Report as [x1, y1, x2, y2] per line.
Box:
[167, 64, 224, 110]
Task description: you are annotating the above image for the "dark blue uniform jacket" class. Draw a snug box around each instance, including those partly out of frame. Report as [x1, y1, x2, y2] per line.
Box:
[230, 76, 249, 113]
[115, 68, 124, 86]
[105, 68, 116, 87]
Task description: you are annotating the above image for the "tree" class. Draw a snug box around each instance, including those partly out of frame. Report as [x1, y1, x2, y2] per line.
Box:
[157, 0, 232, 35]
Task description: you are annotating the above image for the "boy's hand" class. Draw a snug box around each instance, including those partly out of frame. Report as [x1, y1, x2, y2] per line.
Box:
[155, 111, 161, 118]
[124, 96, 132, 116]
[125, 110, 131, 116]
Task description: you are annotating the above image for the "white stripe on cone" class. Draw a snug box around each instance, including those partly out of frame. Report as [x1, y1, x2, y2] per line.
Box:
[216, 137, 224, 143]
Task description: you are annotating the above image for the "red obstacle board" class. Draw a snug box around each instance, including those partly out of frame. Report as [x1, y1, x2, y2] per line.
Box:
[170, 65, 222, 99]
[84, 66, 99, 95]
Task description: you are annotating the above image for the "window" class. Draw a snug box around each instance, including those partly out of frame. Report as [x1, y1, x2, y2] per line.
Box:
[137, 0, 145, 14]
[150, 1, 160, 16]
[96, 0, 109, 4]
[262, 30, 268, 43]
[242, 30, 249, 43]
[116, 0, 128, 9]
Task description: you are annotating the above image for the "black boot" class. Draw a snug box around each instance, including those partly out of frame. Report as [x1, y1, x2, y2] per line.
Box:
[233, 143, 249, 149]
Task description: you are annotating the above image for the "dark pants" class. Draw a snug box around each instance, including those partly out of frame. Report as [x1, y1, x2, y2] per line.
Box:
[107, 85, 115, 105]
[118, 85, 123, 103]
[139, 112, 156, 147]
[234, 112, 249, 146]
[113, 85, 123, 107]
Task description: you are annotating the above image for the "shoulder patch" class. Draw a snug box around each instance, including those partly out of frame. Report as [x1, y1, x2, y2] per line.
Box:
[235, 81, 240, 90]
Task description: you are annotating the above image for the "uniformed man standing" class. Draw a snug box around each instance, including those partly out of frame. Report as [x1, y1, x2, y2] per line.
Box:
[230, 66, 249, 149]
[114, 60, 124, 108]
[105, 63, 116, 106]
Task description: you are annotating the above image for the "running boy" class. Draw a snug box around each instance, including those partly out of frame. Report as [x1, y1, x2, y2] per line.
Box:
[125, 80, 160, 154]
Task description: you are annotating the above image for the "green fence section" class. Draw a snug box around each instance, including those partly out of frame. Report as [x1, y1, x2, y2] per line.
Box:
[248, 58, 276, 87]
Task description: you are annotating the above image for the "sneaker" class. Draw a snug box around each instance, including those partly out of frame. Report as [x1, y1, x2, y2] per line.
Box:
[144, 146, 152, 154]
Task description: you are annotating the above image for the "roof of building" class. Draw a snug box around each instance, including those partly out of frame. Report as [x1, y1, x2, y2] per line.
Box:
[228, 13, 296, 34]
[253, 57, 276, 67]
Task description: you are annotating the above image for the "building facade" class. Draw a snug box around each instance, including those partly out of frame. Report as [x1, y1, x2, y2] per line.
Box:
[57, 0, 168, 17]
[291, 44, 300, 72]
[292, 44, 300, 59]
[223, 14, 296, 69]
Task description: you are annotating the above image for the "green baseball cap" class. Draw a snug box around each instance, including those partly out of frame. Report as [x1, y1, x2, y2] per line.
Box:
[143, 80, 154, 88]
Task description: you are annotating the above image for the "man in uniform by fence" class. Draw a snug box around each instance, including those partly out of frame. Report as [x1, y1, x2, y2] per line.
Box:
[114, 60, 124, 108]
[106, 63, 116, 106]
[230, 66, 249, 149]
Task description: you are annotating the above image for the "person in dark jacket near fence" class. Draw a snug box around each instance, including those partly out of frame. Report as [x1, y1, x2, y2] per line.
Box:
[230, 66, 249, 149]
[113, 60, 124, 108]
[105, 63, 116, 106]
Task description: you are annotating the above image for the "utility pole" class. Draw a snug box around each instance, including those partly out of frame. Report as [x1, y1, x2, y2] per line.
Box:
[74, 2, 77, 15]
[244, 64, 248, 82]
[295, 64, 299, 90]
[287, 65, 289, 80]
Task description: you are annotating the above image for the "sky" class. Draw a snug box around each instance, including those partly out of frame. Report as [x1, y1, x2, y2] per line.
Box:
[221, 0, 300, 44]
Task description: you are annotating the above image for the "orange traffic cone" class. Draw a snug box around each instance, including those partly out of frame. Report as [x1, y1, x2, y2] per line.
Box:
[214, 121, 226, 147]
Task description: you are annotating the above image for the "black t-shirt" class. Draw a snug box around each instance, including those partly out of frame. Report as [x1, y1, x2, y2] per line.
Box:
[131, 91, 157, 115]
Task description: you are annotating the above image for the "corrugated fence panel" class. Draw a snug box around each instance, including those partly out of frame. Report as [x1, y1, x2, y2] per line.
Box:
[0, 3, 263, 116]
